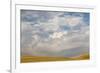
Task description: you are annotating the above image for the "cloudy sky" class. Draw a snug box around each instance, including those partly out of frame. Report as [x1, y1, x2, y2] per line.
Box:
[20, 10, 90, 57]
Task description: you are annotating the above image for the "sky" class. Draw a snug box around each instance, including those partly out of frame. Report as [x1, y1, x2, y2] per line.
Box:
[20, 10, 90, 57]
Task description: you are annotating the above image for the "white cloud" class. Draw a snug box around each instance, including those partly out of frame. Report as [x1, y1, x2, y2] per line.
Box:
[50, 31, 68, 39]
[66, 16, 83, 27]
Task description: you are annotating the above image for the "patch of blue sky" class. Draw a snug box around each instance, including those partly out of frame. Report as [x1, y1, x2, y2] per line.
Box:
[59, 12, 79, 17]
[33, 28, 50, 38]
[37, 32, 49, 38]
[21, 14, 38, 22]
[73, 25, 81, 30]
[60, 12, 87, 17]
[83, 13, 90, 25]
[59, 25, 71, 31]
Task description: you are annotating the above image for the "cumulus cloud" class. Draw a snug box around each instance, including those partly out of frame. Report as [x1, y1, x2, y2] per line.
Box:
[66, 16, 82, 27]
[21, 10, 90, 57]
[49, 31, 68, 39]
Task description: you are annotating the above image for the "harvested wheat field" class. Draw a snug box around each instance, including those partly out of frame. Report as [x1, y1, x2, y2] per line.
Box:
[21, 53, 89, 63]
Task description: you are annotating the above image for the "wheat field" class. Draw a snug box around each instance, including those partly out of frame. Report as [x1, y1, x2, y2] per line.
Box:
[21, 53, 89, 63]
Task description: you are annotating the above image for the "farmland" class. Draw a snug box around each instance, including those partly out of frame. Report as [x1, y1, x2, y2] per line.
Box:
[21, 53, 89, 63]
